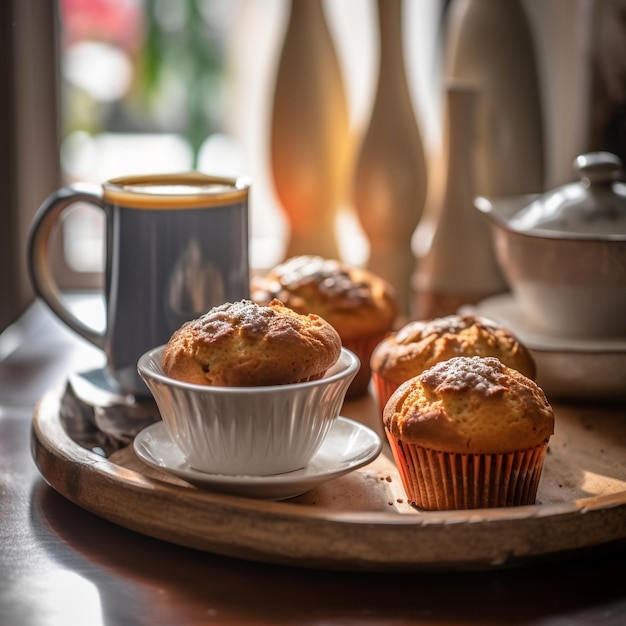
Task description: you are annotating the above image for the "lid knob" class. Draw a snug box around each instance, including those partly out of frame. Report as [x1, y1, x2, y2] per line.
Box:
[574, 151, 624, 187]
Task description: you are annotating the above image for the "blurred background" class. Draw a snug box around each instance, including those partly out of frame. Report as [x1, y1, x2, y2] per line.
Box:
[1, 0, 619, 333]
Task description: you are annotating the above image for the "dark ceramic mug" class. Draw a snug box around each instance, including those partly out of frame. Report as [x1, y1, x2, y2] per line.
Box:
[28, 171, 250, 396]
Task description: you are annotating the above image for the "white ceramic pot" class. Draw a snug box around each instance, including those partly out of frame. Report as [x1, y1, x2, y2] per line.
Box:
[476, 152, 626, 338]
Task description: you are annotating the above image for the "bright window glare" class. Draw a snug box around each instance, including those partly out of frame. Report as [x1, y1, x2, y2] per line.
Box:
[47, 570, 104, 626]
[15, 569, 105, 626]
[62, 132, 194, 182]
[63, 41, 133, 102]
[197, 133, 248, 178]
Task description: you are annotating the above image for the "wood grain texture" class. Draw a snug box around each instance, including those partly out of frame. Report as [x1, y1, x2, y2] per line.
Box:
[31, 389, 626, 572]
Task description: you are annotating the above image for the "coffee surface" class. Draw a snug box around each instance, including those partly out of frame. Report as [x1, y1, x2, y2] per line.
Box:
[104, 173, 248, 209]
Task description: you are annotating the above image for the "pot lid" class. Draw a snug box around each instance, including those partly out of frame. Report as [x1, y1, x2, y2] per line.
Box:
[509, 152, 626, 235]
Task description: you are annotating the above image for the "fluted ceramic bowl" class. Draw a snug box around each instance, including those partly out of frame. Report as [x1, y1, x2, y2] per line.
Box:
[137, 346, 359, 476]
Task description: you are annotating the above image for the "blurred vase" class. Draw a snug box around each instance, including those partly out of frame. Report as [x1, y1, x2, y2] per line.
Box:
[444, 0, 545, 197]
[415, 85, 505, 319]
[586, 0, 626, 166]
[352, 0, 427, 318]
[270, 0, 350, 260]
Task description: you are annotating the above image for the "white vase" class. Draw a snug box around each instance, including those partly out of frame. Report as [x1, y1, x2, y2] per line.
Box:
[444, 0, 545, 196]
[270, 0, 350, 260]
[352, 0, 428, 318]
[415, 85, 506, 319]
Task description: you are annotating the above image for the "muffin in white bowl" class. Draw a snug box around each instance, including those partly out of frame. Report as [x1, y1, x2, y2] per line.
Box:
[138, 299, 359, 476]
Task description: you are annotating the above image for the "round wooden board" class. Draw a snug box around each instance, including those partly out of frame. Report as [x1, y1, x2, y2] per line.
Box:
[31, 389, 626, 572]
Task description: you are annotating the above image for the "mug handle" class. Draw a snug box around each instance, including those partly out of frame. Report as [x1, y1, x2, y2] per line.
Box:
[28, 183, 106, 350]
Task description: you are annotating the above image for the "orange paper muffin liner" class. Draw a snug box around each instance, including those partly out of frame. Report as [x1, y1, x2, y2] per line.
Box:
[385, 428, 548, 510]
[371, 372, 400, 415]
[343, 332, 389, 399]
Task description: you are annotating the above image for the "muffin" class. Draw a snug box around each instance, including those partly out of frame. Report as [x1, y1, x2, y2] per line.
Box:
[383, 355, 554, 510]
[161, 299, 342, 386]
[251, 255, 397, 397]
[370, 313, 536, 413]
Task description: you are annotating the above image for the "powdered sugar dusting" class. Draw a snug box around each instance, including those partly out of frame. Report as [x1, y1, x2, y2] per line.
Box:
[420, 356, 509, 396]
[263, 255, 372, 301]
[395, 313, 498, 344]
[191, 299, 288, 339]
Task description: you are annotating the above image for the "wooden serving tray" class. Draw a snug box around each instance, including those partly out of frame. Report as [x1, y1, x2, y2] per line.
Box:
[31, 386, 626, 572]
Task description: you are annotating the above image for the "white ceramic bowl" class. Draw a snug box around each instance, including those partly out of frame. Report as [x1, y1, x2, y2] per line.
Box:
[137, 346, 359, 476]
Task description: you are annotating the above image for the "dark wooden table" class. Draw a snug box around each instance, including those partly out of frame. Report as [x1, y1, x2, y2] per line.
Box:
[1, 295, 625, 626]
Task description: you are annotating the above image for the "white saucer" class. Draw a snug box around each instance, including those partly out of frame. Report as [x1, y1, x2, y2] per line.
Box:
[133, 416, 383, 500]
[465, 294, 626, 400]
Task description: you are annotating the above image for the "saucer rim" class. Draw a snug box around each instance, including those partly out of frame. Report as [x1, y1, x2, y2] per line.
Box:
[465, 294, 626, 354]
[133, 416, 383, 499]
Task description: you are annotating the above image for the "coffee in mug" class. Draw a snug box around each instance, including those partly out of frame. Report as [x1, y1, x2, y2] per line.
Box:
[28, 171, 250, 396]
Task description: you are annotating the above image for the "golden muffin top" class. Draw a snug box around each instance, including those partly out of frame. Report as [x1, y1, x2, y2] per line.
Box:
[251, 255, 397, 339]
[383, 356, 554, 454]
[371, 313, 536, 385]
[161, 299, 342, 386]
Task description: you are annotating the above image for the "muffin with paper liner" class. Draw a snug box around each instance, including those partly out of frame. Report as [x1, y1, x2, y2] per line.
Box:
[252, 255, 397, 397]
[383, 355, 554, 510]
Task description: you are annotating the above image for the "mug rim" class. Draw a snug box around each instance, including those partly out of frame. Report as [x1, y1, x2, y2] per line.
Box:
[103, 171, 251, 208]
